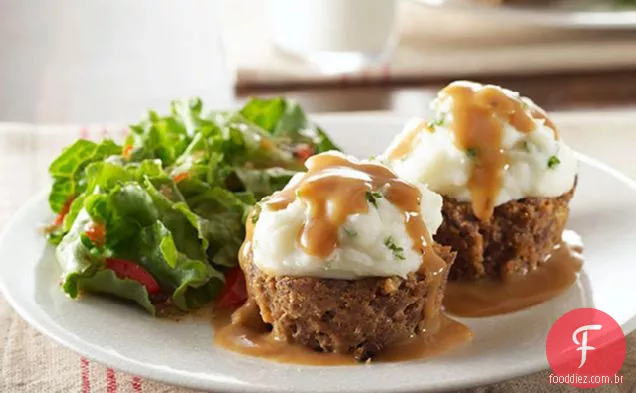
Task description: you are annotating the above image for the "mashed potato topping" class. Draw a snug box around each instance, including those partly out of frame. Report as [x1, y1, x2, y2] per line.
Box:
[250, 152, 444, 279]
[381, 81, 577, 220]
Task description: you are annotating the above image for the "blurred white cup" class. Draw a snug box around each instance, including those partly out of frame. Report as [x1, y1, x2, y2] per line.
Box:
[267, 0, 398, 73]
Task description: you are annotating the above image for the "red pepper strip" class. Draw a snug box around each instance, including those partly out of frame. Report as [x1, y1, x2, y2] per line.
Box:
[294, 143, 314, 163]
[217, 267, 247, 309]
[172, 172, 190, 184]
[122, 145, 134, 159]
[105, 258, 162, 295]
[53, 197, 75, 226]
[85, 222, 106, 247]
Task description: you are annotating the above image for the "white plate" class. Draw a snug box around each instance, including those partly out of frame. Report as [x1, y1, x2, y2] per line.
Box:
[413, 0, 636, 29]
[2, 114, 636, 393]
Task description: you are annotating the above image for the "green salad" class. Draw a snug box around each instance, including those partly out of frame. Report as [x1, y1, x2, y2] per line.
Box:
[45, 97, 339, 315]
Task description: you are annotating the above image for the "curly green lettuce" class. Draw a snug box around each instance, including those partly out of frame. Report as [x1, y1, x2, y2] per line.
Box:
[46, 97, 340, 315]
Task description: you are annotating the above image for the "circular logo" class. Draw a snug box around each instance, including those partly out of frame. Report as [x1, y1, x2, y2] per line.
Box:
[546, 308, 626, 388]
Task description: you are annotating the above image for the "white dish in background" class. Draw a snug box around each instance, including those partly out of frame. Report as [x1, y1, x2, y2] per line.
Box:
[413, 0, 636, 29]
[1, 114, 636, 393]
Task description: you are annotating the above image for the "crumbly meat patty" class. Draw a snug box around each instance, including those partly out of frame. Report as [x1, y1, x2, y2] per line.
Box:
[242, 245, 455, 361]
[434, 187, 575, 281]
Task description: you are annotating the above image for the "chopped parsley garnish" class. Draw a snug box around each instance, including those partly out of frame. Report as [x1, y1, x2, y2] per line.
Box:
[427, 117, 445, 129]
[366, 191, 383, 208]
[384, 236, 405, 261]
[343, 226, 357, 237]
[547, 155, 561, 169]
[522, 141, 530, 152]
[466, 148, 478, 159]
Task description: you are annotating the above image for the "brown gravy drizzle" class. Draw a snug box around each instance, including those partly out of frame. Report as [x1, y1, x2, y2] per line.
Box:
[385, 120, 432, 162]
[265, 151, 429, 259]
[213, 301, 472, 365]
[388, 81, 558, 221]
[444, 82, 558, 220]
[443, 230, 583, 317]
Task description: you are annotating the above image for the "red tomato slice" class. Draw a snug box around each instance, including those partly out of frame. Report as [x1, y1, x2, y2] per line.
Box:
[105, 258, 162, 295]
[217, 267, 247, 309]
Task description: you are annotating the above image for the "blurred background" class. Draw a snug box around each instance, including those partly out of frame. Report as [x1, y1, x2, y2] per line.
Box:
[2, 0, 636, 123]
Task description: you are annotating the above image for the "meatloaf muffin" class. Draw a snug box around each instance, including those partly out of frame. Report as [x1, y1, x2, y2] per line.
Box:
[242, 244, 455, 360]
[241, 151, 455, 360]
[435, 187, 574, 280]
[381, 81, 578, 281]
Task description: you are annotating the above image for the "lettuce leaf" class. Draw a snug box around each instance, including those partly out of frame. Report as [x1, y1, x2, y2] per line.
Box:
[220, 113, 304, 170]
[233, 167, 297, 200]
[140, 179, 206, 261]
[240, 97, 340, 153]
[185, 187, 253, 267]
[48, 139, 121, 213]
[58, 181, 223, 312]
[77, 269, 156, 314]
[48, 96, 339, 315]
[56, 209, 104, 298]
[124, 98, 212, 166]
[134, 221, 223, 310]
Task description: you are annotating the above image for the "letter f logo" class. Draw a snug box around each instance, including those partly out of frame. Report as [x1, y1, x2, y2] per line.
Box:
[572, 324, 602, 368]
